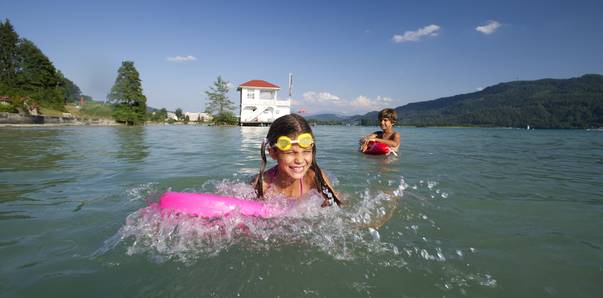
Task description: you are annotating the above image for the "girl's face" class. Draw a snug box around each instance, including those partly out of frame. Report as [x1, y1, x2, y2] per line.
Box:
[269, 135, 314, 181]
[380, 117, 393, 131]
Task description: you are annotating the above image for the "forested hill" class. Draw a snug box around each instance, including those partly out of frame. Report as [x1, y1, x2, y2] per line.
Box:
[391, 74, 603, 128]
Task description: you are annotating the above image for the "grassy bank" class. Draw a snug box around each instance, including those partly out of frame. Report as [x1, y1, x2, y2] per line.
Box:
[39, 102, 114, 119]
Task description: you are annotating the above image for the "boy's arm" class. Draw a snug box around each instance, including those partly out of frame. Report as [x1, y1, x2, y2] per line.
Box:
[359, 133, 378, 152]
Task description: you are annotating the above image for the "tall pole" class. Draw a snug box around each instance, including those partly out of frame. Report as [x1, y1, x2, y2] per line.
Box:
[288, 72, 293, 100]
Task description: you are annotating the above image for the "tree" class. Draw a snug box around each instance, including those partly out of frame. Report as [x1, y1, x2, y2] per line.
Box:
[157, 108, 168, 121]
[175, 108, 183, 120]
[107, 61, 147, 125]
[0, 19, 20, 93]
[0, 19, 19, 91]
[148, 108, 167, 122]
[0, 19, 83, 112]
[57, 70, 81, 104]
[204, 75, 234, 115]
[16, 38, 65, 109]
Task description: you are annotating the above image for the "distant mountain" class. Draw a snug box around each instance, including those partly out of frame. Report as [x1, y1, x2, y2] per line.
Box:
[305, 113, 351, 122]
[358, 74, 603, 129]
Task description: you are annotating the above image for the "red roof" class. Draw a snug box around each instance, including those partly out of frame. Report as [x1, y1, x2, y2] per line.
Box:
[238, 80, 279, 89]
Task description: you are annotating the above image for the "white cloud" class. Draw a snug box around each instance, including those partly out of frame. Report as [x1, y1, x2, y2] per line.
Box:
[294, 91, 397, 115]
[166, 55, 197, 62]
[301, 91, 343, 104]
[350, 95, 393, 109]
[475, 20, 501, 35]
[392, 24, 440, 43]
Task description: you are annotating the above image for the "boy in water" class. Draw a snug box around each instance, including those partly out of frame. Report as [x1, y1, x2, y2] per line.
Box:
[359, 108, 400, 154]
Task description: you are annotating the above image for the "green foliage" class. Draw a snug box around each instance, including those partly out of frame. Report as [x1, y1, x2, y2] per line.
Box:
[107, 61, 147, 125]
[205, 75, 234, 115]
[307, 119, 344, 125]
[360, 118, 377, 126]
[0, 19, 19, 91]
[79, 101, 114, 118]
[0, 19, 80, 112]
[212, 111, 238, 125]
[58, 71, 82, 103]
[17, 40, 66, 110]
[148, 108, 168, 122]
[113, 104, 138, 124]
[0, 103, 16, 112]
[175, 108, 183, 120]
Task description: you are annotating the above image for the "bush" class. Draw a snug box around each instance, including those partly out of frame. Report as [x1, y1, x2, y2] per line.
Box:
[212, 111, 238, 125]
[0, 104, 16, 113]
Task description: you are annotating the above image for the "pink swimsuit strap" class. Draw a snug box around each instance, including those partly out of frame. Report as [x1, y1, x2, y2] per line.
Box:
[265, 167, 303, 195]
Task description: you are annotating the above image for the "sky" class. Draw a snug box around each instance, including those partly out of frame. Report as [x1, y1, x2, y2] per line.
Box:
[2, 0, 602, 115]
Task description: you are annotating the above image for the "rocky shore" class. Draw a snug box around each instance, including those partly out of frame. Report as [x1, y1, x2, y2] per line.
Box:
[0, 112, 117, 126]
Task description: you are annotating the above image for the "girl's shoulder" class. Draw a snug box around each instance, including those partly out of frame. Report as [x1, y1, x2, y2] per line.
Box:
[249, 166, 278, 185]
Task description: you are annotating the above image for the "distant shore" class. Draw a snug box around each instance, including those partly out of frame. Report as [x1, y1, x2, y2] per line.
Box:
[0, 122, 119, 128]
[0, 112, 117, 127]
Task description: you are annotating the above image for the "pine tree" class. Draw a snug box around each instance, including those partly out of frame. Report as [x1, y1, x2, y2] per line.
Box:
[0, 19, 20, 93]
[107, 61, 147, 125]
[204, 75, 234, 115]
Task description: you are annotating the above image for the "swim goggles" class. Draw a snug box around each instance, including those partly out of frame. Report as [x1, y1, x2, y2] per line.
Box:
[273, 133, 314, 151]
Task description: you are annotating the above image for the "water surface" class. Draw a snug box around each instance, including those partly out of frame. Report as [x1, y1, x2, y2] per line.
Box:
[1, 125, 602, 297]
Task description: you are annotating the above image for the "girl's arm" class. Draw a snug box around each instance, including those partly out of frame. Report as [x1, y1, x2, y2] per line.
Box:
[249, 174, 259, 186]
[320, 169, 345, 206]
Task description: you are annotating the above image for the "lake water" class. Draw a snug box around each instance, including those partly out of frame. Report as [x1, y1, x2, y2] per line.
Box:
[1, 125, 602, 297]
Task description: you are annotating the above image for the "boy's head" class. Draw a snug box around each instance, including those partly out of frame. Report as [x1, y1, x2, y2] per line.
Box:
[378, 108, 397, 124]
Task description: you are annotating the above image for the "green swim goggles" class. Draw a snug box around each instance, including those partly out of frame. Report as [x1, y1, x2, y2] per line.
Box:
[273, 133, 314, 151]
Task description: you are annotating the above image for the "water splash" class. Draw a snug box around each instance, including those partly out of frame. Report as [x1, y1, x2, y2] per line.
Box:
[102, 176, 496, 294]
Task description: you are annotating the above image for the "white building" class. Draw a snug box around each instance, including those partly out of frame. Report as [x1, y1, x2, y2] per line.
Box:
[166, 112, 178, 121]
[237, 80, 290, 126]
[184, 112, 212, 122]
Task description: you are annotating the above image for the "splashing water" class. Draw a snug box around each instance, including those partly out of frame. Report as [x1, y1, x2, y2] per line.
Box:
[105, 179, 401, 261]
[103, 176, 496, 293]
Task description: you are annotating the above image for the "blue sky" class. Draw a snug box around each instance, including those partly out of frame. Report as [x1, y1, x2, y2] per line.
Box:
[2, 0, 602, 115]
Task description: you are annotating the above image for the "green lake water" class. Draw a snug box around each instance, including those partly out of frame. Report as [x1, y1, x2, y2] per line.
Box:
[0, 125, 602, 297]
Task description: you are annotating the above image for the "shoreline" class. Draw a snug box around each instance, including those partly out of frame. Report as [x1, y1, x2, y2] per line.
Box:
[0, 122, 120, 128]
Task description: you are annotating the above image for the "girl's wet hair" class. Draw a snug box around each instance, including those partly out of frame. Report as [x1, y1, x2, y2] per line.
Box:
[255, 113, 341, 206]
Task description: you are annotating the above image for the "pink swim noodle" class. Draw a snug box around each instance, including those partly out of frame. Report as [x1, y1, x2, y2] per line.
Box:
[158, 192, 283, 218]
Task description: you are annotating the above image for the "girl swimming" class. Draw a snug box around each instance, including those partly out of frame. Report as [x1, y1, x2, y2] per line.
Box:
[252, 114, 342, 207]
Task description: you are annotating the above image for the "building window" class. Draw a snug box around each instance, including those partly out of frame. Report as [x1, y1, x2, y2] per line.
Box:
[260, 90, 274, 100]
[247, 90, 255, 99]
